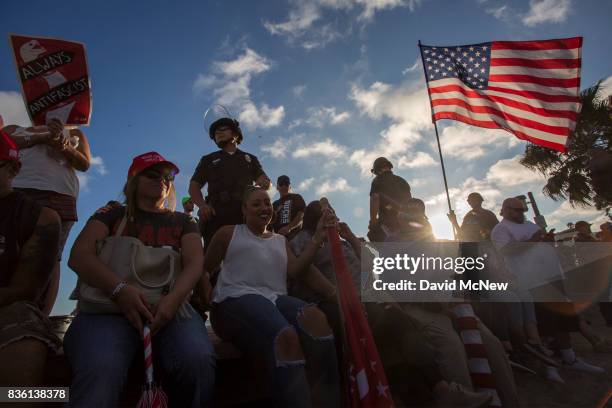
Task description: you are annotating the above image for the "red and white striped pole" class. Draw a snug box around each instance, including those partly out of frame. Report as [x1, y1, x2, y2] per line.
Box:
[137, 324, 168, 408]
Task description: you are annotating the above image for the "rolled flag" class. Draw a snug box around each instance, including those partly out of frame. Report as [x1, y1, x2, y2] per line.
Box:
[320, 198, 394, 408]
[453, 303, 502, 407]
[136, 324, 168, 408]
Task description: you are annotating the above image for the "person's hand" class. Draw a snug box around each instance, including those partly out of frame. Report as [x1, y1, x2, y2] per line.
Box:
[313, 209, 338, 245]
[150, 295, 181, 335]
[338, 222, 355, 241]
[198, 203, 216, 222]
[46, 118, 64, 139]
[115, 284, 154, 334]
[277, 226, 290, 236]
[447, 212, 458, 224]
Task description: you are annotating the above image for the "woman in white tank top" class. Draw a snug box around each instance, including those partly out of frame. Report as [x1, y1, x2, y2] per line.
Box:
[206, 186, 340, 408]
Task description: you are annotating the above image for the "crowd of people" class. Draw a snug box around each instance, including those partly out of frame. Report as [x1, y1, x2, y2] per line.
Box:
[0, 115, 611, 408]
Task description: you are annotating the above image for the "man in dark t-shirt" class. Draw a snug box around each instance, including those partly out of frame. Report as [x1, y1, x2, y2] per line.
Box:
[189, 117, 271, 247]
[368, 157, 412, 240]
[272, 175, 306, 240]
[448, 192, 499, 242]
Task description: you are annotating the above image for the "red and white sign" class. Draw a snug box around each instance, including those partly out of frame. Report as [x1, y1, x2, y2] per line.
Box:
[9, 34, 92, 126]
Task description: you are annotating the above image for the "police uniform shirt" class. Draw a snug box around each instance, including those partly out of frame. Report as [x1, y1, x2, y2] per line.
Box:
[191, 149, 265, 210]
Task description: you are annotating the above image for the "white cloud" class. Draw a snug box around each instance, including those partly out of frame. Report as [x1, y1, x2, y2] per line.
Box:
[293, 138, 348, 159]
[546, 201, 608, 231]
[486, 4, 509, 20]
[264, 2, 321, 38]
[261, 137, 289, 159]
[214, 48, 271, 77]
[315, 177, 356, 196]
[408, 178, 428, 188]
[357, 0, 422, 21]
[193, 48, 284, 131]
[77, 173, 89, 190]
[350, 81, 431, 128]
[298, 177, 315, 191]
[522, 0, 571, 26]
[437, 124, 519, 160]
[401, 58, 421, 75]
[263, 3, 341, 50]
[89, 155, 108, 175]
[485, 155, 547, 187]
[0, 91, 31, 127]
[294, 106, 351, 128]
[292, 84, 307, 99]
[349, 79, 432, 177]
[192, 74, 218, 94]
[600, 76, 612, 100]
[397, 152, 438, 168]
[263, 0, 422, 49]
[239, 102, 285, 129]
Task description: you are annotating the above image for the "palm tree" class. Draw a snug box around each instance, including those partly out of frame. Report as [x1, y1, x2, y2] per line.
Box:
[520, 81, 612, 213]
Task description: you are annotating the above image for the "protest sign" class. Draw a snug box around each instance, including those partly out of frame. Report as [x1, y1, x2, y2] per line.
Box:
[9, 34, 91, 126]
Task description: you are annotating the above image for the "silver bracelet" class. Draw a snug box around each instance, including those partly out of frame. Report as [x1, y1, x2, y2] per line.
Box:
[110, 281, 128, 300]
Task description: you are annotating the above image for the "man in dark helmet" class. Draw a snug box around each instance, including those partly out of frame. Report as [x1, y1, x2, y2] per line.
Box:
[189, 117, 271, 247]
[448, 192, 499, 242]
[368, 157, 412, 241]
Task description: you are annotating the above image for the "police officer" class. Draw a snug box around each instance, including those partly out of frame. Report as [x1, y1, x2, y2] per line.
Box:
[189, 117, 271, 247]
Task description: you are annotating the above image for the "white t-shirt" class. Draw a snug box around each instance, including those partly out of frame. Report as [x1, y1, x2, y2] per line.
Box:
[12, 127, 80, 197]
[491, 219, 563, 289]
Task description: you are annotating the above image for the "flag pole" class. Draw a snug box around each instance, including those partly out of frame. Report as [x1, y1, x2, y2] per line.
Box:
[418, 40, 457, 239]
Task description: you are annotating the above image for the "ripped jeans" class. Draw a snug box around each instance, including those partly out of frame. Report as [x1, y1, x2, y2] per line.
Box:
[211, 294, 340, 408]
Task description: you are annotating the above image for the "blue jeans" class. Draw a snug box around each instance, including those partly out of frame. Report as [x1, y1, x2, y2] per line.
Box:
[211, 294, 340, 408]
[64, 306, 215, 408]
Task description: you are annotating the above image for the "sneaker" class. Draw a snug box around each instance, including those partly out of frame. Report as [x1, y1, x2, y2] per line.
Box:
[562, 358, 606, 374]
[544, 366, 565, 384]
[436, 382, 493, 408]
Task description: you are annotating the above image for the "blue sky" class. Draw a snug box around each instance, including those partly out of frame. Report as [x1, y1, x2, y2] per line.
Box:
[1, 0, 611, 315]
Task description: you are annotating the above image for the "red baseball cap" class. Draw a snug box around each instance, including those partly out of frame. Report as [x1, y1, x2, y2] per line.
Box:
[0, 130, 21, 168]
[127, 151, 179, 179]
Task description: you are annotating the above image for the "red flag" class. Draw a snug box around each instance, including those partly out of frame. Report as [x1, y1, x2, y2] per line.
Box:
[420, 37, 582, 152]
[324, 217, 393, 407]
[9, 34, 92, 126]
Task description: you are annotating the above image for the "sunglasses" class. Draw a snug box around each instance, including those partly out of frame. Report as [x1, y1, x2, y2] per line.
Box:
[277, 182, 290, 187]
[141, 169, 175, 182]
[507, 206, 526, 212]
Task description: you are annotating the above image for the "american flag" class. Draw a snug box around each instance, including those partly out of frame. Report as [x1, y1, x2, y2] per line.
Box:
[420, 37, 582, 152]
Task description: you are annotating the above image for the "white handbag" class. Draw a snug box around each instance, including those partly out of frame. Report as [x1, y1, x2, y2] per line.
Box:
[78, 217, 181, 314]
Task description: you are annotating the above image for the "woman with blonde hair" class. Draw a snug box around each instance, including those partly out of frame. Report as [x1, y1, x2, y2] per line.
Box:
[65, 151, 215, 407]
